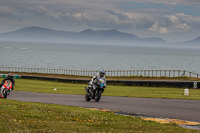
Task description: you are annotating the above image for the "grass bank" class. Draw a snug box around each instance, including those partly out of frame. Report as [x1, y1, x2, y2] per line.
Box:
[0, 99, 199, 133]
[6, 78, 200, 100]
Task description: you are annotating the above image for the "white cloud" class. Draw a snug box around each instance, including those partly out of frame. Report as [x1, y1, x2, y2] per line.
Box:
[172, 23, 191, 33]
[164, 14, 191, 33]
[165, 15, 179, 24]
[148, 13, 195, 34]
[73, 13, 82, 19]
[148, 21, 169, 33]
[175, 13, 200, 28]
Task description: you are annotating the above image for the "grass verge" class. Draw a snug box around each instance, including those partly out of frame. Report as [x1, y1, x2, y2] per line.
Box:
[5, 78, 200, 100]
[0, 99, 199, 133]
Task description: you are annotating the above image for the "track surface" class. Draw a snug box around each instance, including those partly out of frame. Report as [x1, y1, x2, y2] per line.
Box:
[8, 91, 200, 123]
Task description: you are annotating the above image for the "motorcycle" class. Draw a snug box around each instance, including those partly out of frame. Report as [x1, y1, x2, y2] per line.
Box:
[85, 78, 106, 102]
[0, 80, 12, 99]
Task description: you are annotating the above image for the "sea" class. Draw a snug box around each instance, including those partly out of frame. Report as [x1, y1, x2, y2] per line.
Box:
[0, 41, 200, 74]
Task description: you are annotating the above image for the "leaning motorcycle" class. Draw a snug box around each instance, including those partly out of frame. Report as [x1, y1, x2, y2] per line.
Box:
[0, 80, 12, 99]
[85, 78, 106, 102]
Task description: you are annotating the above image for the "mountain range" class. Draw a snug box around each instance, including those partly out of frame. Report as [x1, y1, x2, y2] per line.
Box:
[0, 26, 199, 46]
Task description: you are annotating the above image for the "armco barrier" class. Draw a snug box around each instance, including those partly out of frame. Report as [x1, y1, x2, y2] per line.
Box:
[21, 76, 199, 89]
[107, 80, 199, 88]
[21, 76, 89, 84]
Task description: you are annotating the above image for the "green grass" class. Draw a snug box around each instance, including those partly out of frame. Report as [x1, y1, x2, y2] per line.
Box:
[0, 99, 199, 133]
[9, 78, 200, 100]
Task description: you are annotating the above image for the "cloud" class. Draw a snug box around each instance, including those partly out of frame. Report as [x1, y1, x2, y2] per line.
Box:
[165, 15, 191, 33]
[165, 15, 179, 24]
[0, 6, 14, 20]
[148, 22, 169, 33]
[148, 13, 196, 34]
[73, 13, 82, 19]
[174, 23, 190, 33]
[125, 0, 200, 6]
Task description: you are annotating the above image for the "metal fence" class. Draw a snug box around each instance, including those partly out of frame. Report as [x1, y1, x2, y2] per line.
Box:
[0, 67, 199, 78]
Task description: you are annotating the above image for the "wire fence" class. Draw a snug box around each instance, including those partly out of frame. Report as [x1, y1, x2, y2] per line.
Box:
[0, 67, 199, 78]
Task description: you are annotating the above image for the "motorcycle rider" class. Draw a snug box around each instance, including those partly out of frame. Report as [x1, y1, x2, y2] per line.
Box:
[88, 70, 106, 91]
[0, 73, 15, 90]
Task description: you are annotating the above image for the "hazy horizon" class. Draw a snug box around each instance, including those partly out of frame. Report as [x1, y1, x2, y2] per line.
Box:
[0, 26, 199, 48]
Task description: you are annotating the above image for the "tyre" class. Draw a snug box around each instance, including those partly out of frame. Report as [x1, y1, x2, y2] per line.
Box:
[85, 93, 91, 101]
[95, 90, 102, 102]
[2, 89, 8, 99]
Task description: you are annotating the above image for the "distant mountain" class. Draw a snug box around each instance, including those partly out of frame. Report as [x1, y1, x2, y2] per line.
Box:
[0, 26, 166, 45]
[169, 36, 200, 47]
[79, 29, 139, 40]
[77, 29, 142, 44]
[185, 36, 200, 44]
[0, 26, 76, 42]
[142, 37, 166, 43]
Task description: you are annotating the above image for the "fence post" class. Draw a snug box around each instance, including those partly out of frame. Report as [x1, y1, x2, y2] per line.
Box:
[155, 70, 157, 77]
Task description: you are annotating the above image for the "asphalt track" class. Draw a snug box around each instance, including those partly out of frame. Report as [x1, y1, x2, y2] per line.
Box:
[8, 91, 200, 123]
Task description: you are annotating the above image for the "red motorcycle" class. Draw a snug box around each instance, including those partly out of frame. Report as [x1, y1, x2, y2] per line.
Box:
[0, 80, 12, 99]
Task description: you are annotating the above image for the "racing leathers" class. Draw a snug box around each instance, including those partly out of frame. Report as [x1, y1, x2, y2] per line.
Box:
[89, 74, 106, 91]
[0, 75, 15, 90]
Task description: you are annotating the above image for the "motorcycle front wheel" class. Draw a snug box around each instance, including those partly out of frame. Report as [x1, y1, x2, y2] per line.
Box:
[2, 89, 8, 99]
[95, 90, 102, 102]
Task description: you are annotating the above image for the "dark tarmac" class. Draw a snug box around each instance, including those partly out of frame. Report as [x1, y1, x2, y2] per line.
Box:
[8, 91, 200, 123]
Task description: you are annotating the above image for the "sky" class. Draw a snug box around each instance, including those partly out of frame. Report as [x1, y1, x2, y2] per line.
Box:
[0, 0, 200, 42]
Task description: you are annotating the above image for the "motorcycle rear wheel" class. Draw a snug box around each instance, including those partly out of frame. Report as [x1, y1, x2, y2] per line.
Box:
[85, 93, 91, 101]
